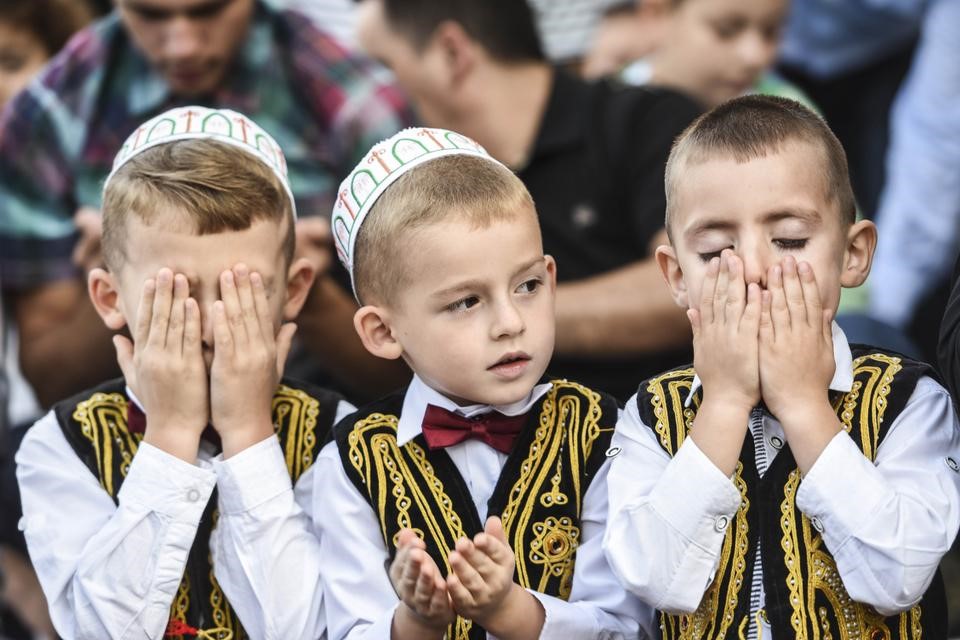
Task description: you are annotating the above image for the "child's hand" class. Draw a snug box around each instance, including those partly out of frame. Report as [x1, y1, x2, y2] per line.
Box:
[389, 529, 455, 634]
[447, 517, 543, 637]
[209, 264, 297, 458]
[759, 257, 835, 422]
[690, 251, 762, 411]
[114, 269, 208, 462]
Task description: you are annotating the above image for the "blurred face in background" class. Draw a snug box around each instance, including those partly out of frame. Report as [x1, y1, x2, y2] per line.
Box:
[652, 0, 787, 108]
[0, 20, 49, 107]
[117, 0, 254, 96]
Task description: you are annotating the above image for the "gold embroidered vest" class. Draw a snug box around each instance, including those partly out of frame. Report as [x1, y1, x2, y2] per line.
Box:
[633, 347, 947, 640]
[54, 377, 342, 640]
[335, 380, 617, 640]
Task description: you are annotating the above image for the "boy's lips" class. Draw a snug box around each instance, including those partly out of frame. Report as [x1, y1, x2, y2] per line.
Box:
[488, 352, 532, 379]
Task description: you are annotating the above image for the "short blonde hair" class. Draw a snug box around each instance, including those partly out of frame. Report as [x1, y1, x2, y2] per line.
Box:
[665, 95, 856, 239]
[354, 154, 534, 305]
[102, 139, 295, 271]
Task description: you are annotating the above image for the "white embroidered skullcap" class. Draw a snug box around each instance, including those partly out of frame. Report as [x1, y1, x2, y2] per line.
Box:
[104, 106, 296, 218]
[331, 127, 503, 295]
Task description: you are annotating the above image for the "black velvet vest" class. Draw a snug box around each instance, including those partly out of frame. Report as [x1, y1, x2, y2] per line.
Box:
[633, 347, 947, 640]
[335, 380, 618, 640]
[54, 376, 342, 640]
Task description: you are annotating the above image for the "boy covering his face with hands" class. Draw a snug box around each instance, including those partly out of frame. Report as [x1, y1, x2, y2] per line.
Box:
[603, 95, 960, 640]
[16, 107, 351, 639]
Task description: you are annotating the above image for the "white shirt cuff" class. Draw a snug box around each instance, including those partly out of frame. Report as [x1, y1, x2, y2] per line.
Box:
[651, 438, 743, 538]
[528, 590, 592, 639]
[118, 442, 217, 521]
[796, 431, 887, 549]
[212, 435, 293, 515]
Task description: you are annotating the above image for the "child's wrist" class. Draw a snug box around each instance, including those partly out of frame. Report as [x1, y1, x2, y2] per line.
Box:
[142, 427, 202, 464]
[480, 583, 542, 637]
[394, 602, 447, 638]
[217, 419, 275, 459]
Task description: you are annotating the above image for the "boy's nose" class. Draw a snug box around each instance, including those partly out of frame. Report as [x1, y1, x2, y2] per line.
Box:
[740, 249, 769, 288]
[199, 301, 215, 349]
[491, 300, 525, 339]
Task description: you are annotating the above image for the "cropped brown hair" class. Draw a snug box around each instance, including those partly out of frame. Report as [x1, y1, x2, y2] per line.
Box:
[102, 139, 295, 271]
[665, 95, 856, 237]
[354, 154, 534, 305]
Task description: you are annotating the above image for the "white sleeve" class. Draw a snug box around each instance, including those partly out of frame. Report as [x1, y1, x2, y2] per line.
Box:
[531, 460, 655, 639]
[15, 411, 216, 640]
[209, 436, 325, 640]
[209, 398, 354, 640]
[602, 396, 742, 614]
[796, 376, 960, 614]
[314, 440, 400, 640]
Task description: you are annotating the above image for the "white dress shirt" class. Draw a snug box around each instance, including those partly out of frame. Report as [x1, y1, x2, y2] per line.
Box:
[15, 386, 353, 640]
[603, 325, 960, 639]
[313, 375, 653, 640]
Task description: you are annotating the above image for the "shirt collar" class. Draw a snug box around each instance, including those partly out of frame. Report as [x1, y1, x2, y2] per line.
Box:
[523, 67, 591, 165]
[684, 321, 854, 408]
[126, 1, 273, 117]
[396, 374, 553, 447]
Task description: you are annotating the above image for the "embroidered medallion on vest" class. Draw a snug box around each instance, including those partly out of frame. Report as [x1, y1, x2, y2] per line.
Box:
[633, 348, 947, 640]
[336, 380, 617, 640]
[54, 377, 341, 640]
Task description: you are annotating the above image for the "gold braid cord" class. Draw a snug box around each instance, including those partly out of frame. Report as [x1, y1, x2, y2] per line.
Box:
[70, 383, 321, 639]
[646, 355, 927, 640]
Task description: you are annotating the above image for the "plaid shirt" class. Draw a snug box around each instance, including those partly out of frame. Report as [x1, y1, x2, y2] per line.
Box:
[0, 1, 412, 290]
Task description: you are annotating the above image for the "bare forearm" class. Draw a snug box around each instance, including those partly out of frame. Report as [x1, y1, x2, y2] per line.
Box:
[15, 281, 119, 408]
[554, 260, 690, 357]
[296, 276, 410, 401]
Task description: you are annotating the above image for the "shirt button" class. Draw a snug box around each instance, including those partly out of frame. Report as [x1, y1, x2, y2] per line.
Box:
[811, 516, 825, 533]
[186, 489, 201, 503]
[945, 457, 959, 473]
[770, 435, 784, 450]
[605, 446, 621, 458]
[714, 515, 729, 532]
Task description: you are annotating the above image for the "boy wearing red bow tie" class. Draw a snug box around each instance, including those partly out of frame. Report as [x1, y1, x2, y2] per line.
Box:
[312, 128, 650, 640]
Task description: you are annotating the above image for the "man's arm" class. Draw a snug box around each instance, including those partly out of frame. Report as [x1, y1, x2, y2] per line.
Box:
[295, 275, 410, 402]
[14, 278, 119, 408]
[554, 245, 689, 357]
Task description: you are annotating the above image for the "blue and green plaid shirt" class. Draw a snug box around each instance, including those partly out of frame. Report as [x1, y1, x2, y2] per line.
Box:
[0, 1, 412, 290]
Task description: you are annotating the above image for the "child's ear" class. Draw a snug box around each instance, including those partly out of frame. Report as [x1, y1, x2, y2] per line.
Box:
[840, 220, 877, 288]
[282, 257, 317, 321]
[655, 244, 690, 308]
[353, 305, 403, 360]
[544, 255, 558, 293]
[88, 268, 127, 330]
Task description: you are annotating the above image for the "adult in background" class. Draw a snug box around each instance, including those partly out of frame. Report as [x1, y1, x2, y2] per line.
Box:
[0, 0, 413, 410]
[354, 0, 702, 401]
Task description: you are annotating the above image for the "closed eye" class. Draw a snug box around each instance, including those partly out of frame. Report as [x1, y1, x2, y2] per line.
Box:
[774, 238, 808, 250]
[698, 248, 731, 263]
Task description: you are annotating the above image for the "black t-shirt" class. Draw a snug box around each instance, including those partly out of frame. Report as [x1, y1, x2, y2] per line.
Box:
[518, 70, 702, 402]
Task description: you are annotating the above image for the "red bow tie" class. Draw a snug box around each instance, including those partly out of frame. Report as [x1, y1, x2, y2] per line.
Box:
[420, 405, 527, 454]
[126, 402, 221, 447]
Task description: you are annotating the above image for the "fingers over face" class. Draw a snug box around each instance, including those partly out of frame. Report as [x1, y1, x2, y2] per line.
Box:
[768, 264, 790, 331]
[233, 264, 262, 344]
[134, 277, 156, 347]
[167, 273, 188, 353]
[251, 271, 276, 342]
[797, 261, 824, 328]
[700, 257, 719, 324]
[219, 269, 248, 346]
[148, 268, 174, 349]
[781, 257, 806, 324]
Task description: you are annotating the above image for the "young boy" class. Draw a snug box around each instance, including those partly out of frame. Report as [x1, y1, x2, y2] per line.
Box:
[603, 0, 814, 111]
[603, 95, 960, 639]
[15, 107, 352, 640]
[312, 128, 650, 639]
